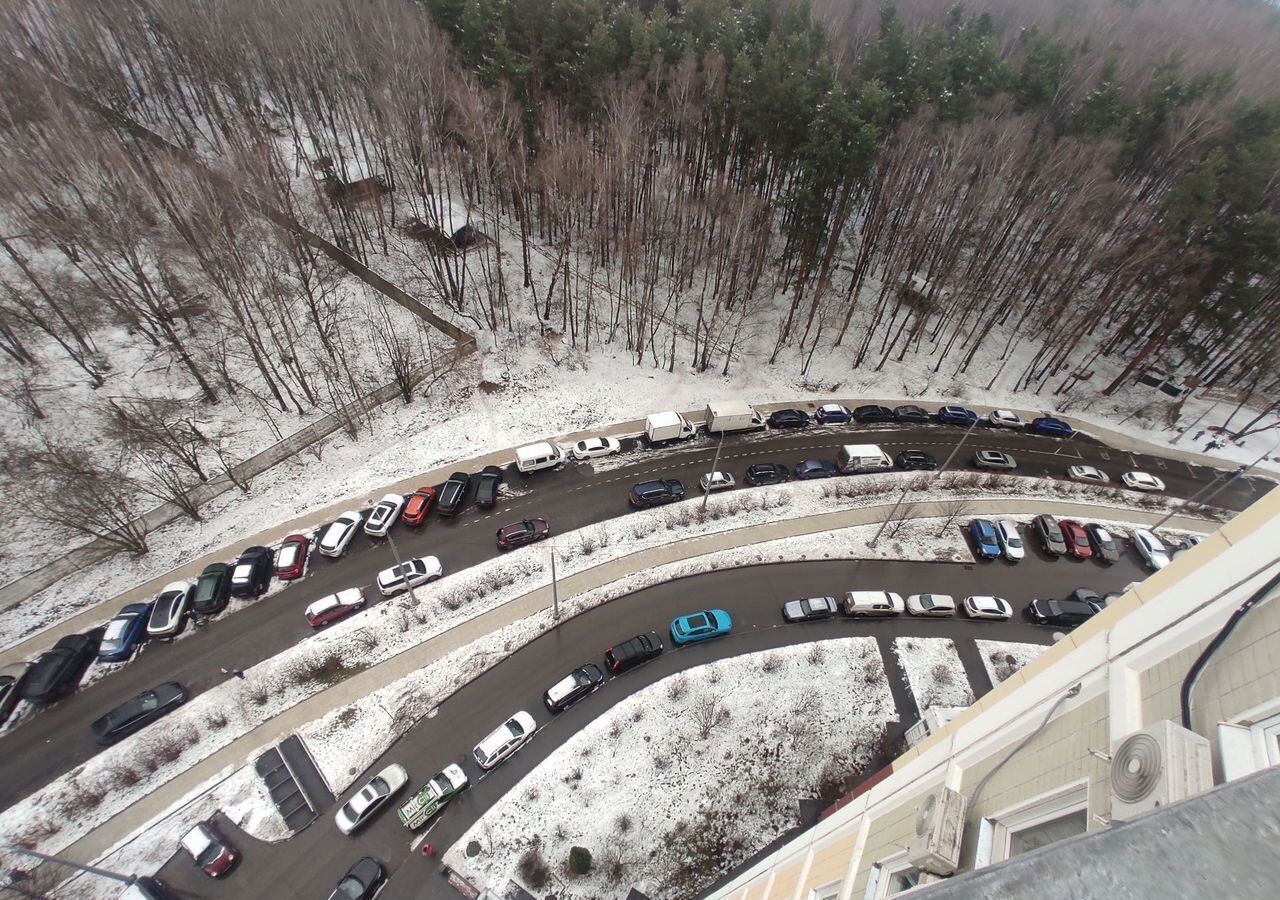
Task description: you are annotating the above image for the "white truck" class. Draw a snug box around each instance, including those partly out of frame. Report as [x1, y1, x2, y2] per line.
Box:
[644, 411, 696, 445]
[704, 400, 765, 434]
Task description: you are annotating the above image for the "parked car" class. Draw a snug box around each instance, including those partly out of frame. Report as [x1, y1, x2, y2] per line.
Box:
[364, 493, 406, 537]
[1068, 588, 1104, 612]
[570, 436, 621, 460]
[230, 547, 273, 598]
[629, 479, 685, 508]
[905, 593, 956, 617]
[436, 472, 472, 517]
[962, 595, 1013, 620]
[1133, 529, 1171, 570]
[988, 409, 1023, 429]
[147, 582, 194, 637]
[1026, 597, 1096, 628]
[325, 857, 384, 900]
[896, 450, 938, 471]
[604, 632, 663, 673]
[179, 821, 239, 878]
[475, 465, 504, 508]
[795, 459, 839, 480]
[968, 519, 1002, 560]
[853, 404, 895, 424]
[1122, 471, 1166, 492]
[496, 518, 550, 550]
[274, 533, 310, 580]
[768, 408, 811, 428]
[1033, 515, 1069, 556]
[398, 765, 469, 829]
[699, 471, 735, 492]
[98, 603, 152, 662]
[937, 405, 978, 426]
[1030, 416, 1074, 437]
[191, 563, 232, 616]
[973, 450, 1017, 470]
[744, 463, 791, 486]
[1067, 465, 1109, 484]
[782, 596, 839, 622]
[816, 404, 854, 425]
[473, 711, 537, 770]
[16, 632, 100, 703]
[670, 609, 733, 645]
[305, 588, 366, 628]
[336, 763, 409, 834]
[376, 556, 443, 597]
[842, 591, 904, 617]
[995, 520, 1025, 561]
[543, 664, 605, 713]
[1084, 523, 1122, 564]
[400, 487, 437, 526]
[0, 666, 25, 727]
[91, 682, 188, 746]
[1172, 535, 1204, 559]
[318, 511, 363, 557]
[1060, 520, 1093, 560]
[894, 405, 932, 423]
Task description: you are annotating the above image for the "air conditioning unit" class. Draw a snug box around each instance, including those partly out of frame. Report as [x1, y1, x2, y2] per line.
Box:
[907, 786, 967, 875]
[1110, 719, 1213, 821]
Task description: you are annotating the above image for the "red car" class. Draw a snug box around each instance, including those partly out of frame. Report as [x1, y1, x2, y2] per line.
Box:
[401, 487, 437, 526]
[496, 518, 550, 551]
[275, 534, 310, 580]
[1060, 520, 1093, 560]
[304, 588, 366, 628]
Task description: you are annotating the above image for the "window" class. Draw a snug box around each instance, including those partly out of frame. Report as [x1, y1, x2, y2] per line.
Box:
[807, 883, 841, 900]
[1219, 697, 1280, 780]
[975, 780, 1089, 867]
[864, 853, 922, 899]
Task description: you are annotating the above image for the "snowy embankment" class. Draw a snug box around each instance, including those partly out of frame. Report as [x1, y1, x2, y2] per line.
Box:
[975, 640, 1050, 686]
[444, 639, 895, 900]
[894, 637, 975, 712]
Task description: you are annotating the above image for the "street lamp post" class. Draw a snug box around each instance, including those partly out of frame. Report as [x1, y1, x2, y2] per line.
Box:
[1153, 440, 1276, 530]
[549, 549, 560, 620]
[384, 529, 419, 606]
[702, 431, 725, 511]
[3, 845, 135, 888]
[871, 414, 980, 548]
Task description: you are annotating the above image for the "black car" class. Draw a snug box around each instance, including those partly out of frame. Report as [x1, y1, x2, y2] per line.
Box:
[191, 562, 233, 616]
[604, 632, 664, 673]
[744, 463, 791, 486]
[853, 404, 895, 423]
[230, 546, 273, 598]
[91, 682, 188, 746]
[543, 663, 605, 713]
[1033, 515, 1069, 556]
[894, 405, 932, 423]
[0, 667, 26, 727]
[628, 479, 685, 509]
[1083, 523, 1122, 564]
[475, 465, 504, 509]
[768, 408, 811, 429]
[128, 877, 177, 900]
[1068, 588, 1105, 612]
[17, 631, 101, 704]
[1025, 598, 1097, 629]
[794, 459, 838, 480]
[895, 450, 938, 471]
[436, 472, 472, 517]
[327, 857, 385, 900]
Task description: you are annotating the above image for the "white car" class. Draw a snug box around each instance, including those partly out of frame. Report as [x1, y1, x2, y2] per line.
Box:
[147, 581, 193, 638]
[1133, 530, 1170, 570]
[1122, 471, 1166, 492]
[318, 511, 363, 558]
[905, 593, 956, 617]
[996, 520, 1025, 561]
[699, 471, 735, 492]
[570, 437, 621, 460]
[473, 710, 536, 770]
[335, 763, 409, 834]
[1067, 465, 1110, 484]
[364, 493, 406, 537]
[988, 409, 1023, 429]
[376, 556, 443, 597]
[962, 595, 1013, 620]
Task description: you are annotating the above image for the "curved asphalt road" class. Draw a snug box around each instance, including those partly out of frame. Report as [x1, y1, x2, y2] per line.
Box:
[0, 419, 1266, 813]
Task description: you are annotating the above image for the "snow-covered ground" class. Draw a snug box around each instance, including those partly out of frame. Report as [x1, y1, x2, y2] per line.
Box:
[445, 639, 895, 900]
[976, 640, 1050, 686]
[893, 637, 975, 712]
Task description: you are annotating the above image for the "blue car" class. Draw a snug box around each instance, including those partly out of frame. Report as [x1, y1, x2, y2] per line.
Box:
[98, 603, 153, 662]
[968, 519, 1002, 560]
[795, 459, 839, 480]
[937, 405, 978, 426]
[670, 609, 733, 645]
[1029, 416, 1074, 438]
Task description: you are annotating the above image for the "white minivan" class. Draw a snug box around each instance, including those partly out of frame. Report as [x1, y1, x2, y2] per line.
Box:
[836, 444, 893, 474]
[515, 442, 566, 474]
[842, 591, 905, 617]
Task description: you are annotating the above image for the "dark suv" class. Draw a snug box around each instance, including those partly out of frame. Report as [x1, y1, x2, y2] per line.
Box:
[628, 479, 685, 509]
[230, 547, 273, 598]
[744, 463, 790, 486]
[436, 472, 472, 517]
[604, 632, 664, 673]
[191, 562, 232, 615]
[894, 405, 931, 423]
[853, 405, 895, 423]
[1026, 598, 1097, 628]
[895, 450, 938, 471]
[475, 465, 504, 509]
[1033, 515, 1069, 556]
[18, 631, 101, 703]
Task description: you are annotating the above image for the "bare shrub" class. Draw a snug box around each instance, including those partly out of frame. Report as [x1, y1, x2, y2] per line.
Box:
[615, 813, 633, 834]
[350, 629, 380, 653]
[652, 752, 671, 771]
[103, 764, 142, 789]
[666, 674, 689, 701]
[760, 652, 782, 674]
[204, 709, 229, 730]
[807, 643, 827, 665]
[631, 706, 645, 723]
[525, 785, 540, 802]
[563, 767, 583, 784]
[141, 728, 194, 773]
[241, 678, 270, 706]
[13, 817, 61, 847]
[517, 846, 551, 891]
[863, 655, 885, 684]
[578, 533, 598, 555]
[931, 662, 954, 686]
[694, 696, 730, 739]
[609, 718, 623, 739]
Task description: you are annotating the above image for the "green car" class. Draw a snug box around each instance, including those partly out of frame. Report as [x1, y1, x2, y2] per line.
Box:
[397, 764, 469, 829]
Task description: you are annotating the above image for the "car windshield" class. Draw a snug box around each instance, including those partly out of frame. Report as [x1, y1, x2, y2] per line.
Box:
[335, 875, 366, 899]
[506, 718, 525, 737]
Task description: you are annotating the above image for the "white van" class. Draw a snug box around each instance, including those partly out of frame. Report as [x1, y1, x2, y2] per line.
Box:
[836, 444, 893, 474]
[515, 442, 566, 474]
[842, 591, 905, 617]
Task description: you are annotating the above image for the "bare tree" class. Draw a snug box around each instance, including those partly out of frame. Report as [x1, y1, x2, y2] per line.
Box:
[936, 497, 973, 537]
[20, 439, 149, 555]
